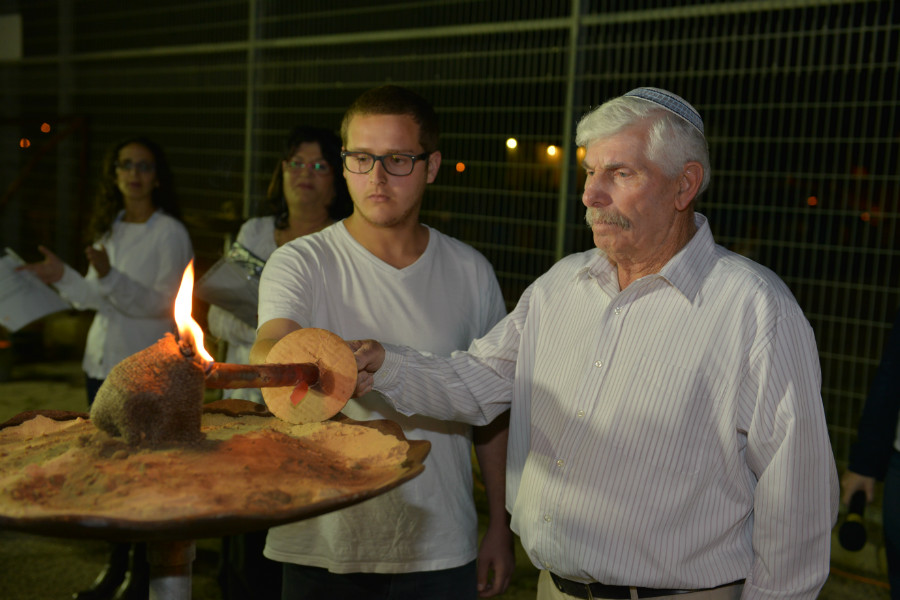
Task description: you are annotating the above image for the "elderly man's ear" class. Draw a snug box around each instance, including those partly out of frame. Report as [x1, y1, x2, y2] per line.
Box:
[676, 162, 704, 210]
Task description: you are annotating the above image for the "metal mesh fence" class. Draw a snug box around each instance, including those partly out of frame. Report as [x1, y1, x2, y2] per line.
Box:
[2, 0, 899, 470]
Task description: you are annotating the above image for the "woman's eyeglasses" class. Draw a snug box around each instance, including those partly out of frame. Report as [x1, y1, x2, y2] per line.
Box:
[115, 160, 155, 174]
[285, 160, 332, 175]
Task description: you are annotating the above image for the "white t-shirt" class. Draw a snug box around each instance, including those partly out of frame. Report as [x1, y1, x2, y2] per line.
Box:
[258, 221, 506, 573]
[53, 210, 193, 379]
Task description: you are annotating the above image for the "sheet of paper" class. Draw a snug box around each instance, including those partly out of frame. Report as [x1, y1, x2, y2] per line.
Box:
[194, 242, 264, 326]
[194, 259, 259, 326]
[0, 248, 70, 332]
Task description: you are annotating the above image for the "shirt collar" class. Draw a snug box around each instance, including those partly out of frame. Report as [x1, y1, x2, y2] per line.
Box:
[658, 213, 716, 303]
[114, 208, 161, 225]
[577, 213, 717, 304]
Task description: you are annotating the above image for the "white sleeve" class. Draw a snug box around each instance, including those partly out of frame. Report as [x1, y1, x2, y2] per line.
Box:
[95, 226, 193, 318]
[208, 304, 257, 346]
[742, 310, 839, 598]
[374, 281, 532, 425]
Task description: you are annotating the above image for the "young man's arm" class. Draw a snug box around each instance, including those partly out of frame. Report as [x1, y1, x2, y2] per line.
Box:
[473, 411, 514, 597]
[250, 318, 302, 364]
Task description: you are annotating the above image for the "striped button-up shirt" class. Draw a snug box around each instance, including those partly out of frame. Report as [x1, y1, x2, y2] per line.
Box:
[375, 213, 838, 599]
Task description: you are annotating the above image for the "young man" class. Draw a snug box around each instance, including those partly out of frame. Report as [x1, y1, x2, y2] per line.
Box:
[250, 85, 514, 599]
[352, 88, 839, 600]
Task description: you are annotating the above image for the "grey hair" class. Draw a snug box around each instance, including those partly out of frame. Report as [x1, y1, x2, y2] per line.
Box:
[575, 95, 711, 195]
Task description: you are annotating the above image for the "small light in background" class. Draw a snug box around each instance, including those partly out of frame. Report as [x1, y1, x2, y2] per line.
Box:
[546, 145, 558, 157]
[806, 196, 818, 207]
[455, 162, 465, 173]
[40, 122, 51, 133]
[19, 138, 30, 148]
[506, 137, 517, 149]
[576, 147, 586, 162]
[860, 212, 871, 222]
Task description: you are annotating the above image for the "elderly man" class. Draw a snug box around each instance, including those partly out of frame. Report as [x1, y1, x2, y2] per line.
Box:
[352, 87, 839, 600]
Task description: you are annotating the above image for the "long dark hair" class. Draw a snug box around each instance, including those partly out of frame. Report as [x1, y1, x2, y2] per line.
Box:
[266, 126, 352, 229]
[85, 136, 181, 243]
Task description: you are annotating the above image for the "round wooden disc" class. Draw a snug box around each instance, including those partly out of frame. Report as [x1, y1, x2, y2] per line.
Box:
[262, 328, 356, 424]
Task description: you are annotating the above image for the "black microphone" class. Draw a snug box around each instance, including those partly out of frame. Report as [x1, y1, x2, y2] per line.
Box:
[838, 490, 867, 551]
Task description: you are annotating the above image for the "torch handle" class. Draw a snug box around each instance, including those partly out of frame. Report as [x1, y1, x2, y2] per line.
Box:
[204, 362, 319, 389]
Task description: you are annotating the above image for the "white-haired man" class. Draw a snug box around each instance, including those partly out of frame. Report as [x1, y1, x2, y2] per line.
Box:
[351, 87, 839, 600]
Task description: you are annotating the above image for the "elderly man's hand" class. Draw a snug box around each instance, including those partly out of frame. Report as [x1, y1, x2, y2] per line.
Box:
[16, 245, 64, 284]
[347, 339, 385, 397]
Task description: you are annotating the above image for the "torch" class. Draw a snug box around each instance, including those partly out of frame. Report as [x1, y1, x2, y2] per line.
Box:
[89, 260, 356, 446]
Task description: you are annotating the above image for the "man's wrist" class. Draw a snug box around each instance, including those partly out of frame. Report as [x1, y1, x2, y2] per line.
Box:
[373, 344, 404, 390]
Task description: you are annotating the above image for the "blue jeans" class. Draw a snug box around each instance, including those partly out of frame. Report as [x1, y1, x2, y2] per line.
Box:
[281, 560, 477, 600]
[885, 451, 900, 600]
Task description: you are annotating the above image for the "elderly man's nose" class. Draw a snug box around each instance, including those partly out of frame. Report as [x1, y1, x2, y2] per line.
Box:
[582, 178, 606, 206]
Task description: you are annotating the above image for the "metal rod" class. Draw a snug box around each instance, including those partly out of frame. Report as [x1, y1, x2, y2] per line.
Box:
[204, 362, 319, 389]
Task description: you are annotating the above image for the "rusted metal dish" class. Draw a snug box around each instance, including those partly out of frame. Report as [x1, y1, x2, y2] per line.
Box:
[0, 404, 429, 542]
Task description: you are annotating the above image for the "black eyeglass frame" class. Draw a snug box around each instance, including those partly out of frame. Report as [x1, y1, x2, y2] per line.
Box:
[340, 151, 431, 176]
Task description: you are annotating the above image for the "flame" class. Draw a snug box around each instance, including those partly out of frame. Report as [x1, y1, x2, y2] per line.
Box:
[174, 260, 215, 363]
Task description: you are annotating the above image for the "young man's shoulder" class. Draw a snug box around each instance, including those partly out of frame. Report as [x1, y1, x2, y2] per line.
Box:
[427, 226, 492, 265]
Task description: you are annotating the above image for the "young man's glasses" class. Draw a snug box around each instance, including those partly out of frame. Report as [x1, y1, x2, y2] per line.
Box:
[115, 160, 155, 174]
[285, 160, 332, 175]
[341, 151, 430, 177]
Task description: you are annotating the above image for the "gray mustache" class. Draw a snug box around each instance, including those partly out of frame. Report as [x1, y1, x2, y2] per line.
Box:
[585, 208, 632, 231]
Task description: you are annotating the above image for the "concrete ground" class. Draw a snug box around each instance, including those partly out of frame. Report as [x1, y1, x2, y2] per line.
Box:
[0, 358, 892, 599]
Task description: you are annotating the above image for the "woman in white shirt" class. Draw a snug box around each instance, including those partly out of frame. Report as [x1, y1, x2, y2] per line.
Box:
[206, 125, 351, 403]
[21, 136, 192, 403]
[19, 136, 192, 600]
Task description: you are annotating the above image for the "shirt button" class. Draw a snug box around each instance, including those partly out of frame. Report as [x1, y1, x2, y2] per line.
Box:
[594, 360, 602, 368]
[614, 306, 622, 315]
[576, 410, 585, 418]
[556, 459, 564, 467]
[544, 514, 552, 523]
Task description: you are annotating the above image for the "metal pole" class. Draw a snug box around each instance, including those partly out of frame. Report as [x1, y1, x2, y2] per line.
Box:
[555, 0, 584, 261]
[242, 0, 258, 219]
[147, 540, 196, 600]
